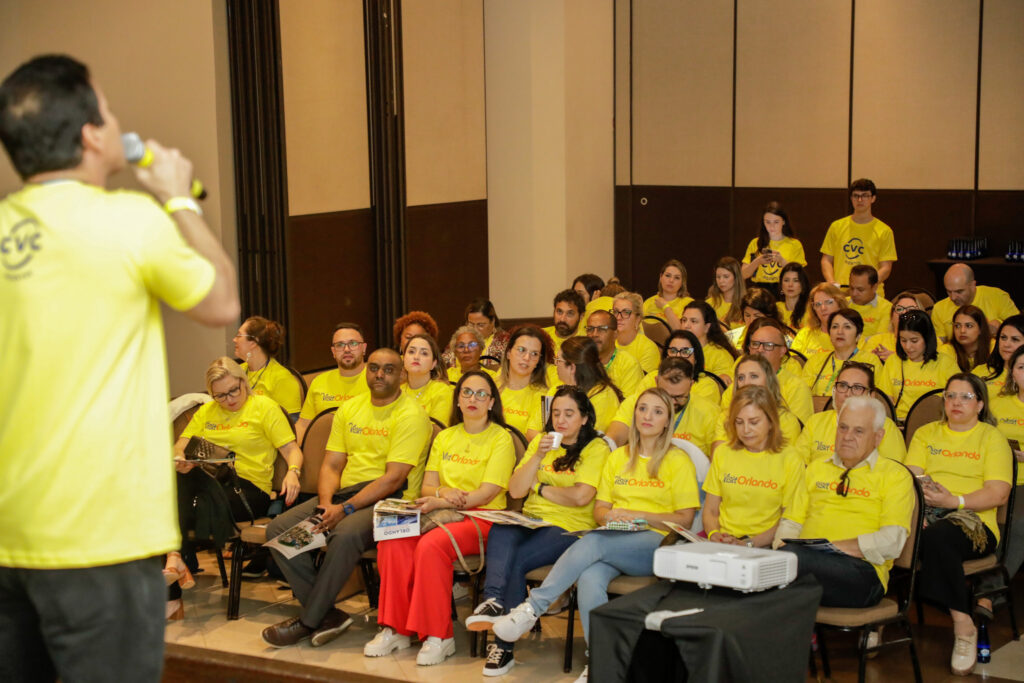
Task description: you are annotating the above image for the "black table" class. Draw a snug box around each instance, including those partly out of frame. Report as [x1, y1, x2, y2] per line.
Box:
[589, 574, 822, 683]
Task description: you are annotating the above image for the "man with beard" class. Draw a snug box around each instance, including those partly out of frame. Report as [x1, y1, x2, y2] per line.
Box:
[586, 309, 644, 396]
[543, 289, 585, 354]
[262, 348, 432, 649]
[295, 323, 369, 444]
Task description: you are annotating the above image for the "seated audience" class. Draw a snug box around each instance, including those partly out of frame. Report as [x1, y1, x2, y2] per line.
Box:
[907, 374, 1012, 676]
[939, 304, 993, 373]
[706, 256, 746, 329]
[792, 284, 849, 357]
[235, 316, 303, 418]
[612, 291, 661, 373]
[402, 333, 454, 425]
[776, 262, 810, 330]
[497, 325, 552, 434]
[494, 388, 700, 683]
[740, 201, 807, 298]
[394, 311, 440, 352]
[544, 289, 586, 353]
[880, 310, 958, 422]
[644, 259, 693, 328]
[847, 264, 893, 339]
[680, 301, 740, 383]
[721, 318, 813, 422]
[802, 309, 881, 397]
[585, 309, 645, 396]
[932, 263, 1019, 342]
[636, 330, 726, 404]
[465, 386, 610, 676]
[864, 290, 931, 363]
[713, 355, 803, 452]
[365, 371, 515, 666]
[296, 323, 368, 443]
[447, 325, 494, 384]
[980, 315, 1024, 392]
[704, 385, 804, 547]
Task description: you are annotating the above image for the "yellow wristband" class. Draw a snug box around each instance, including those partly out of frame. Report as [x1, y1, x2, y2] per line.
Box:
[288, 465, 301, 473]
[707, 529, 721, 539]
[164, 196, 202, 216]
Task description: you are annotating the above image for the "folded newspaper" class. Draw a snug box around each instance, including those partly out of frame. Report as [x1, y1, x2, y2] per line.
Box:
[373, 498, 421, 541]
[264, 510, 328, 559]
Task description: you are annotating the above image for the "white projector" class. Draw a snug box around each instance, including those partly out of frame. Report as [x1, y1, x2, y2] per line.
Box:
[653, 543, 798, 593]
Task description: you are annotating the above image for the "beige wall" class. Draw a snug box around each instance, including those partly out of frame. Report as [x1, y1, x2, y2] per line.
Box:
[978, 0, 1024, 190]
[0, 0, 237, 396]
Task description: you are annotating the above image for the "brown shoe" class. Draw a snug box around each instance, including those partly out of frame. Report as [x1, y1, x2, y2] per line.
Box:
[311, 608, 354, 647]
[262, 616, 314, 648]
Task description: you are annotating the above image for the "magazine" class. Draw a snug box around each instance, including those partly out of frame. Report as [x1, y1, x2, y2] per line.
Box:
[373, 498, 421, 542]
[564, 519, 650, 537]
[263, 510, 328, 559]
[662, 520, 706, 543]
[461, 509, 552, 528]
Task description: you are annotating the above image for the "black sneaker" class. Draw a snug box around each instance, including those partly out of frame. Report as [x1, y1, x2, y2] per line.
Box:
[465, 597, 504, 631]
[483, 644, 514, 676]
[241, 555, 268, 579]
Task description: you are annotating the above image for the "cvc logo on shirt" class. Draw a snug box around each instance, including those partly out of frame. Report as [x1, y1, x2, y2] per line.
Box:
[925, 445, 981, 460]
[843, 238, 865, 262]
[1, 217, 42, 279]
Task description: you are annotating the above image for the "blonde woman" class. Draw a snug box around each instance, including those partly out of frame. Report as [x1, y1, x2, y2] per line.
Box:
[613, 291, 661, 373]
[792, 284, 848, 357]
[707, 256, 746, 329]
[713, 354, 804, 453]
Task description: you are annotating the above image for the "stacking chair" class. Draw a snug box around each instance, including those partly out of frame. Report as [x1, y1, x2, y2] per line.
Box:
[788, 349, 809, 368]
[704, 371, 727, 398]
[814, 470, 925, 683]
[642, 315, 672, 347]
[285, 365, 308, 404]
[813, 395, 831, 413]
[902, 389, 944, 444]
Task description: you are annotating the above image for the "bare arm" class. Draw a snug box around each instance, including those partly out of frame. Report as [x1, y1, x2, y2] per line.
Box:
[536, 482, 597, 508]
[820, 254, 836, 283]
[293, 417, 310, 446]
[277, 441, 303, 505]
[876, 260, 894, 283]
[605, 421, 629, 448]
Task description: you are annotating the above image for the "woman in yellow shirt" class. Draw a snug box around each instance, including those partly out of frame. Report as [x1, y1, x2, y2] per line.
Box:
[712, 355, 803, 454]
[402, 333, 454, 426]
[446, 325, 496, 384]
[792, 284, 848, 357]
[704, 385, 803, 547]
[802, 310, 882, 397]
[864, 291, 931, 364]
[368, 371, 515, 666]
[725, 287, 788, 350]
[612, 291, 661, 373]
[740, 201, 807, 298]
[941, 305, 993, 373]
[234, 316, 304, 418]
[493, 388, 700, 683]
[169, 357, 303, 618]
[643, 259, 693, 329]
[978, 315, 1024, 393]
[681, 301, 740, 384]
[497, 325, 552, 434]
[636, 330, 724, 405]
[706, 256, 746, 329]
[907, 374, 1013, 676]
[880, 310, 958, 422]
[465, 386, 611, 675]
[777, 262, 810, 330]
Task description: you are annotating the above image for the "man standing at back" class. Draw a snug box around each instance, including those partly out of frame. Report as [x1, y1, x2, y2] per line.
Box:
[820, 178, 897, 295]
[0, 55, 239, 681]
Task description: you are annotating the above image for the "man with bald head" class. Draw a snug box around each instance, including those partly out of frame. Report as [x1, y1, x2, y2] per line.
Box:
[263, 347, 432, 649]
[932, 263, 1019, 342]
[585, 309, 644, 395]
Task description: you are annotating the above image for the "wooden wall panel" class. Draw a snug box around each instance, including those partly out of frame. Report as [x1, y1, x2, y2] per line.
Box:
[614, 0, 631, 186]
[631, 0, 733, 186]
[734, 0, 850, 188]
[978, 0, 1024, 190]
[851, 0, 979, 190]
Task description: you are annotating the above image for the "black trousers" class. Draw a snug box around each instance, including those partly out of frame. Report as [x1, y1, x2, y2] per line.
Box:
[917, 517, 996, 614]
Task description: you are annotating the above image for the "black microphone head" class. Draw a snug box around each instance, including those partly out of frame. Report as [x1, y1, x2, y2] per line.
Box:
[122, 132, 145, 163]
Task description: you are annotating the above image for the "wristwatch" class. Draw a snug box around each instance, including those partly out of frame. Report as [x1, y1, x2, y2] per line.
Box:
[537, 483, 547, 498]
[342, 503, 356, 516]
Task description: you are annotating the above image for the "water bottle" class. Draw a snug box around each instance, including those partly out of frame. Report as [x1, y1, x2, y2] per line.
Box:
[978, 621, 991, 663]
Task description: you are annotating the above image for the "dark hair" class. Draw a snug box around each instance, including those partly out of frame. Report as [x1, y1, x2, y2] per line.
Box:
[951, 305, 992, 373]
[741, 287, 780, 321]
[850, 178, 876, 195]
[544, 385, 600, 472]
[944, 373, 995, 426]
[559, 336, 624, 401]
[658, 356, 695, 382]
[553, 288, 586, 315]
[985, 314, 1024, 380]
[1001, 345, 1024, 397]
[838, 360, 877, 393]
[244, 316, 285, 357]
[827, 309, 864, 339]
[657, 259, 689, 298]
[393, 311, 439, 349]
[663, 330, 705, 376]
[742, 317, 791, 355]
[404, 333, 447, 381]
[0, 55, 104, 179]
[778, 263, 810, 327]
[500, 324, 554, 390]
[334, 322, 364, 337]
[466, 297, 500, 328]
[896, 310, 938, 363]
[450, 371, 506, 428]
[849, 264, 879, 286]
[755, 201, 795, 252]
[683, 301, 739, 360]
[572, 273, 604, 300]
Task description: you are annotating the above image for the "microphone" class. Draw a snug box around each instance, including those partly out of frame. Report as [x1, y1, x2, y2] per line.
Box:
[122, 132, 207, 200]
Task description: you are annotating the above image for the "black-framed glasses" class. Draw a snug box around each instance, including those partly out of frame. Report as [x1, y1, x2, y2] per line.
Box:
[585, 325, 612, 334]
[332, 340, 364, 350]
[666, 346, 695, 357]
[512, 345, 540, 359]
[459, 387, 491, 401]
[749, 340, 783, 352]
[893, 304, 919, 315]
[851, 192, 873, 200]
[212, 381, 244, 402]
[612, 308, 634, 319]
[836, 469, 851, 497]
[834, 381, 868, 396]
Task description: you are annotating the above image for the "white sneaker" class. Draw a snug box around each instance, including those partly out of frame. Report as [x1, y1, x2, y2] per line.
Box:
[416, 636, 456, 666]
[865, 627, 881, 659]
[573, 665, 589, 683]
[951, 631, 977, 676]
[493, 601, 538, 643]
[363, 627, 411, 657]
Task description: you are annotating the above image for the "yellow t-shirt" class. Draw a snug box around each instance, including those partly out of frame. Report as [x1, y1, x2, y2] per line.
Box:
[982, 368, 1008, 394]
[500, 384, 546, 434]
[794, 410, 906, 465]
[820, 216, 898, 288]
[613, 393, 720, 455]
[703, 444, 804, 538]
[543, 325, 576, 354]
[181, 395, 295, 494]
[607, 350, 644, 397]
[596, 446, 701, 535]
[403, 380, 454, 426]
[243, 358, 303, 416]
[863, 332, 896, 358]
[719, 365, 813, 423]
[989, 393, 1024, 485]
[707, 295, 741, 329]
[447, 365, 498, 384]
[931, 286, 1020, 342]
[617, 332, 662, 374]
[801, 348, 882, 397]
[905, 421, 1014, 538]
[637, 371, 722, 405]
[527, 384, 622, 435]
[426, 422, 515, 510]
[787, 453, 915, 590]
[849, 297, 893, 339]
[0, 181, 215, 569]
[703, 343, 737, 380]
[518, 436, 611, 531]
[714, 407, 803, 448]
[643, 294, 694, 320]
[792, 327, 833, 357]
[776, 301, 800, 330]
[326, 393, 432, 500]
[742, 236, 807, 284]
[880, 354, 959, 420]
[300, 368, 369, 420]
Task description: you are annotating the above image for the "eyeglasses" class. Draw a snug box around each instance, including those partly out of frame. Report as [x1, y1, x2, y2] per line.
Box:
[893, 304, 919, 315]
[851, 192, 873, 200]
[836, 469, 851, 497]
[212, 382, 244, 402]
[455, 342, 480, 351]
[612, 309, 634, 319]
[585, 325, 612, 334]
[834, 381, 869, 395]
[367, 363, 399, 376]
[460, 387, 491, 401]
[512, 345, 540, 359]
[233, 333, 255, 341]
[943, 391, 977, 402]
[812, 299, 836, 309]
[332, 340, 363, 350]
[749, 340, 783, 352]
[666, 346, 695, 357]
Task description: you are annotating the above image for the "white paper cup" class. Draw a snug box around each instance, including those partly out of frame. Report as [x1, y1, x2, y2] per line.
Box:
[549, 432, 563, 449]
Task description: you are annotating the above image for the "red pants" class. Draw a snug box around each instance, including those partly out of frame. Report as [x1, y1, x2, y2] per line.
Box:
[377, 517, 492, 639]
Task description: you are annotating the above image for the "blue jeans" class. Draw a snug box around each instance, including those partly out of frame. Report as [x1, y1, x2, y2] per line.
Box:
[482, 525, 578, 650]
[527, 530, 663, 643]
[780, 544, 884, 608]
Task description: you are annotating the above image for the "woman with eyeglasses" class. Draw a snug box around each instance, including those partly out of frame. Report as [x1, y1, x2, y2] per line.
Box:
[864, 291, 930, 364]
[393, 310, 440, 352]
[880, 310, 958, 422]
[635, 330, 723, 405]
[706, 256, 746, 329]
[446, 325, 496, 384]
[979, 315, 1024, 393]
[802, 309, 881, 397]
[233, 316, 303, 419]
[167, 357, 303, 619]
[795, 361, 905, 465]
[792, 284, 849, 357]
[906, 373, 1012, 676]
[680, 301, 741, 384]
[938, 305, 993, 374]
[643, 259, 693, 329]
[612, 291, 661, 373]
[441, 299, 510, 371]
[497, 325, 553, 434]
[739, 201, 807, 298]
[777, 263, 811, 330]
[704, 386, 804, 547]
[366, 371, 515, 666]
[494, 388, 700, 683]
[724, 287, 784, 349]
[712, 355, 803, 454]
[402, 333, 455, 426]
[465, 386, 610, 676]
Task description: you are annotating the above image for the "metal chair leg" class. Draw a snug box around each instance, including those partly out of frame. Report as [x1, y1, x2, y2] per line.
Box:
[905, 619, 923, 683]
[227, 539, 243, 620]
[214, 546, 229, 587]
[563, 587, 577, 674]
[817, 626, 831, 680]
